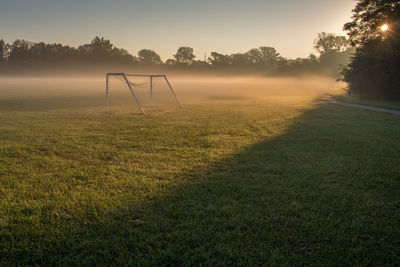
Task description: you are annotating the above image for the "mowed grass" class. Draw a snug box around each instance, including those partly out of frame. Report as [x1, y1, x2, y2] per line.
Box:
[0, 76, 399, 265]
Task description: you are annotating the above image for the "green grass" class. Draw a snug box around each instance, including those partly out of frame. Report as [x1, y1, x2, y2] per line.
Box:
[0, 85, 399, 265]
[334, 94, 400, 111]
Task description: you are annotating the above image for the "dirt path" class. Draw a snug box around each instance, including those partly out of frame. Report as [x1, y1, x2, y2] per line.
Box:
[322, 96, 400, 115]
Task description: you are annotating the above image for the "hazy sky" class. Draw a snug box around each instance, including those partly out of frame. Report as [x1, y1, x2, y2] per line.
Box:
[0, 0, 355, 60]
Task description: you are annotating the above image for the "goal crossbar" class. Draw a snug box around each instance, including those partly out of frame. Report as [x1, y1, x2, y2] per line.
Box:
[105, 73, 182, 115]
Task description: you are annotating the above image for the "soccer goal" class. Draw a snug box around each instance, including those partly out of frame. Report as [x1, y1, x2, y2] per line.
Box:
[105, 73, 182, 114]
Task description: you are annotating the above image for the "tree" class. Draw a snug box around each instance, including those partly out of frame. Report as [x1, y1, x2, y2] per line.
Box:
[8, 39, 32, 65]
[246, 48, 263, 64]
[343, 32, 400, 99]
[173, 47, 195, 65]
[344, 0, 400, 46]
[208, 52, 231, 67]
[314, 33, 349, 54]
[259, 47, 281, 62]
[137, 49, 162, 65]
[244, 47, 283, 73]
[258, 46, 282, 72]
[343, 0, 400, 99]
[230, 53, 250, 66]
[0, 39, 6, 63]
[313, 33, 353, 76]
[77, 37, 135, 64]
[79, 37, 113, 57]
[90, 36, 113, 51]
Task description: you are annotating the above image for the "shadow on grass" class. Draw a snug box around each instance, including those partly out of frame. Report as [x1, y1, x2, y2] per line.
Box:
[5, 102, 400, 265]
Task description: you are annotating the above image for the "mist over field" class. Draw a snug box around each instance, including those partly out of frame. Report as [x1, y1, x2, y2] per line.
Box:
[0, 75, 342, 113]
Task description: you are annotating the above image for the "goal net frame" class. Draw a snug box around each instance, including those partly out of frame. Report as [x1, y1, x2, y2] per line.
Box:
[105, 73, 182, 115]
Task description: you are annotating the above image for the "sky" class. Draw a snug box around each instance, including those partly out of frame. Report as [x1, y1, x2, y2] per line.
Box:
[0, 0, 355, 60]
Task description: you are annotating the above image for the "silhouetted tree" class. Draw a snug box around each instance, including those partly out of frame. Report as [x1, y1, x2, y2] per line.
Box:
[259, 47, 281, 62]
[0, 35, 358, 77]
[0, 39, 4, 62]
[173, 47, 195, 65]
[314, 33, 349, 54]
[343, 31, 400, 99]
[208, 52, 231, 68]
[90, 36, 113, 51]
[2, 36, 138, 68]
[78, 37, 134, 64]
[242, 47, 283, 73]
[258, 46, 282, 72]
[137, 49, 162, 65]
[344, 0, 400, 46]
[313, 33, 354, 76]
[343, 0, 400, 100]
[246, 48, 263, 64]
[8, 40, 32, 65]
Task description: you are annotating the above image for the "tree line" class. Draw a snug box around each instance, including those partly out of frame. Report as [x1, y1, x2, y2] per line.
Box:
[343, 0, 400, 100]
[0, 34, 353, 77]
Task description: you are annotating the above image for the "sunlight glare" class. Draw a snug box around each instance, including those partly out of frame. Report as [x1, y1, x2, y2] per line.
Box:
[381, 24, 389, 32]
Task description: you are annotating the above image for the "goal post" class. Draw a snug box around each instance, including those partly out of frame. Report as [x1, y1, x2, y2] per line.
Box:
[105, 73, 182, 115]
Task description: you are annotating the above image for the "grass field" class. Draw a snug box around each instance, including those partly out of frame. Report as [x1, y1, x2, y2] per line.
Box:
[0, 76, 399, 265]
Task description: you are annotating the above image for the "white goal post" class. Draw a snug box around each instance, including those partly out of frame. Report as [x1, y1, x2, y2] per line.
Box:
[105, 73, 182, 115]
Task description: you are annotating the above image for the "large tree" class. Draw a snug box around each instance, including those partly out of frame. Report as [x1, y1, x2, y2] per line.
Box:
[78, 37, 134, 64]
[313, 33, 353, 77]
[173, 47, 195, 65]
[246, 48, 263, 64]
[79, 37, 113, 58]
[246, 47, 281, 64]
[259, 47, 281, 62]
[246, 47, 282, 72]
[314, 33, 349, 54]
[344, 0, 400, 46]
[343, 0, 400, 99]
[137, 49, 162, 65]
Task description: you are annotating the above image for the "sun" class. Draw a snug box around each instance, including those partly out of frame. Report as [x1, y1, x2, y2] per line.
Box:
[381, 24, 389, 32]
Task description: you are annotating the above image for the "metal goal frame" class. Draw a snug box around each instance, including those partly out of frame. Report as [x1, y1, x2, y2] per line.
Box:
[105, 73, 182, 115]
